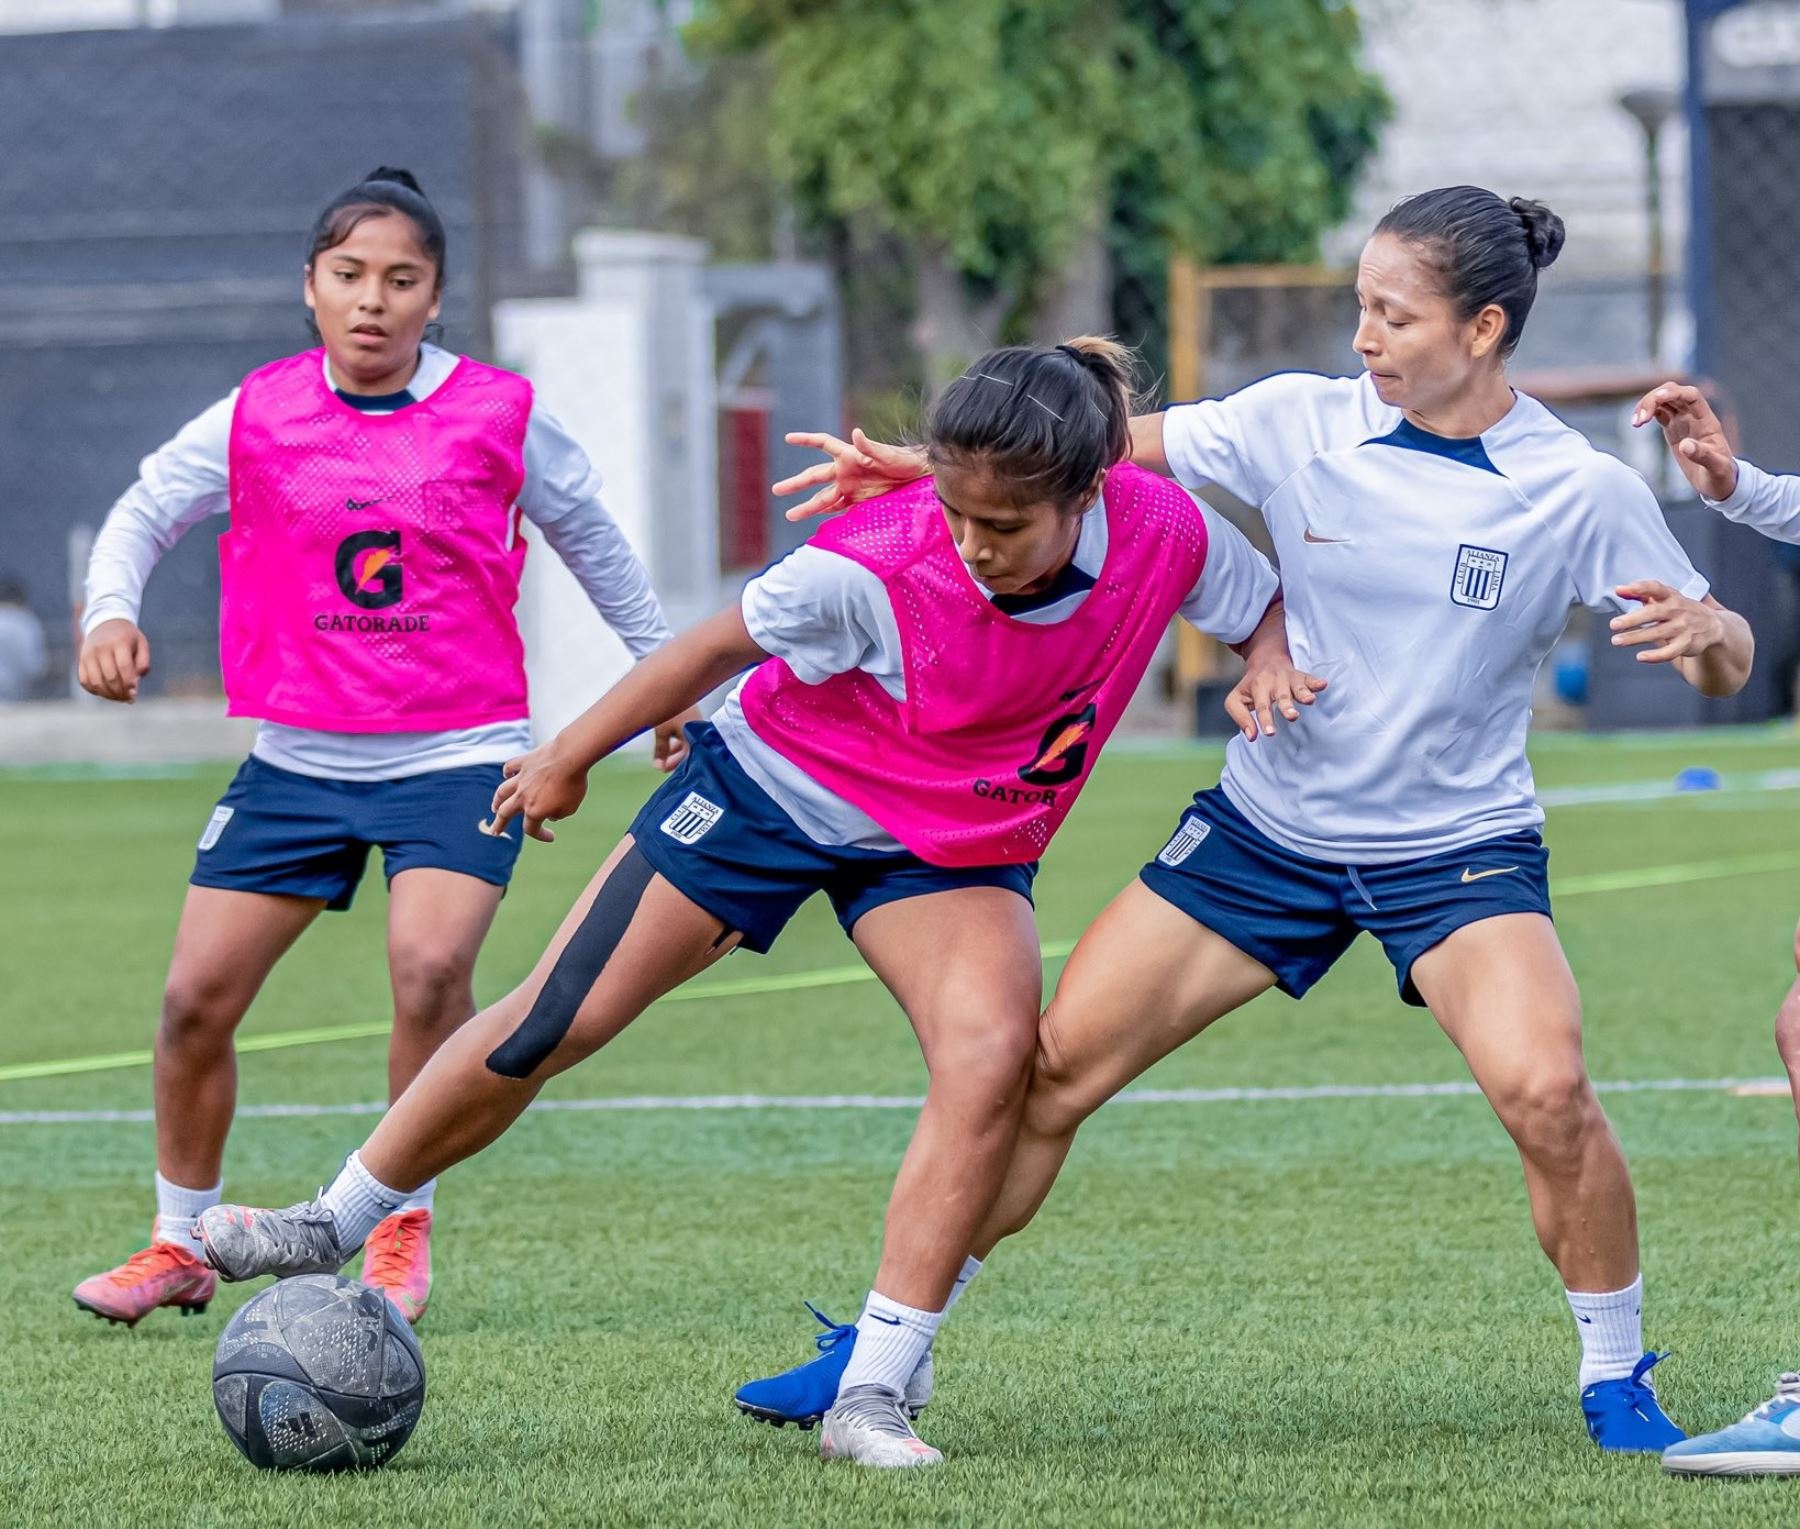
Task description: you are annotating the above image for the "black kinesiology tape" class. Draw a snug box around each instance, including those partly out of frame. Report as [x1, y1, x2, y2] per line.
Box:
[484, 845, 658, 1079]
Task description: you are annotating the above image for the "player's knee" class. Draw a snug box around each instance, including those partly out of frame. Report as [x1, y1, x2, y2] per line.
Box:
[928, 1015, 1035, 1112]
[1493, 1064, 1597, 1154]
[158, 973, 245, 1050]
[390, 942, 475, 1030]
[1774, 989, 1800, 1067]
[1021, 1037, 1102, 1140]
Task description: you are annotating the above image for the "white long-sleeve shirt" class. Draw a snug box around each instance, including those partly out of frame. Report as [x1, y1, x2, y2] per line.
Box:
[1705, 458, 1800, 545]
[83, 346, 672, 780]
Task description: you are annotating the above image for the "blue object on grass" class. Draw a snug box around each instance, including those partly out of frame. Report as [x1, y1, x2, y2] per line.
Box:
[1674, 766, 1721, 792]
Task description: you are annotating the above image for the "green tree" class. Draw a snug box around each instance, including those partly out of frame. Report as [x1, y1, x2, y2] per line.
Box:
[687, 0, 1388, 387]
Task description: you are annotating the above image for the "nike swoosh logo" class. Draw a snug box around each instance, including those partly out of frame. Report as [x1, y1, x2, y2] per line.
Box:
[346, 496, 385, 512]
[1302, 528, 1348, 544]
[867, 1313, 902, 1326]
[1460, 866, 1519, 884]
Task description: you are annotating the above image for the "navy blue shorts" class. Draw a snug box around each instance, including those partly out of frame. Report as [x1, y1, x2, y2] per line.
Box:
[628, 724, 1037, 954]
[1138, 787, 1551, 1005]
[191, 756, 523, 912]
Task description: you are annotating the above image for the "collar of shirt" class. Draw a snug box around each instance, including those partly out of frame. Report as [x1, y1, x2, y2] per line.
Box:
[320, 343, 457, 414]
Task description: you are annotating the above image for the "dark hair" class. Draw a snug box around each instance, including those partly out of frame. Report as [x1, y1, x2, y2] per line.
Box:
[306, 166, 447, 289]
[926, 337, 1136, 512]
[1373, 186, 1565, 357]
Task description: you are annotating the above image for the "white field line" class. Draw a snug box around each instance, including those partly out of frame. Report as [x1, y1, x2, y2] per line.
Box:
[0, 1074, 1787, 1127]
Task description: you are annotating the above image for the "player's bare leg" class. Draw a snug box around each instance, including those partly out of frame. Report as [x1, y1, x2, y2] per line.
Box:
[1772, 918, 1800, 1168]
[818, 887, 1043, 1468]
[359, 868, 506, 1321]
[973, 879, 1276, 1255]
[383, 868, 503, 1098]
[73, 888, 323, 1325]
[1411, 912, 1679, 1450]
[199, 836, 739, 1278]
[734, 877, 1274, 1432]
[1411, 916, 1633, 1292]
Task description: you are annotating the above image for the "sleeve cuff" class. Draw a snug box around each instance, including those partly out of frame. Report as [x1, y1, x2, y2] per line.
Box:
[622, 627, 674, 662]
[1704, 458, 1757, 516]
[81, 599, 138, 636]
[1157, 406, 1206, 490]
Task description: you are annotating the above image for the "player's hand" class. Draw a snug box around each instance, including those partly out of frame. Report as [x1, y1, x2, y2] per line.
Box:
[652, 708, 702, 772]
[1225, 658, 1328, 742]
[483, 741, 589, 844]
[1630, 382, 1737, 502]
[773, 428, 930, 522]
[1611, 580, 1726, 664]
[77, 618, 151, 703]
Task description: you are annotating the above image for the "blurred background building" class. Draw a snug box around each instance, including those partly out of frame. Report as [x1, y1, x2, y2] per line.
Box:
[2, 0, 1796, 746]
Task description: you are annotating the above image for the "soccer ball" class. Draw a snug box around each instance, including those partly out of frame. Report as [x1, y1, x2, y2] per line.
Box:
[211, 1274, 426, 1471]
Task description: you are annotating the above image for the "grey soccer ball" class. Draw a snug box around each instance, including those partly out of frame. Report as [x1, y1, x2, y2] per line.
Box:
[212, 1274, 426, 1471]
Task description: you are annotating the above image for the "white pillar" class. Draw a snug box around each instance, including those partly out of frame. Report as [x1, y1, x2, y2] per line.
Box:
[494, 230, 720, 743]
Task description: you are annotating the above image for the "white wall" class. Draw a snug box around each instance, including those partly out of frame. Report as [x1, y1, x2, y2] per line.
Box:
[0, 0, 278, 28]
[494, 230, 721, 744]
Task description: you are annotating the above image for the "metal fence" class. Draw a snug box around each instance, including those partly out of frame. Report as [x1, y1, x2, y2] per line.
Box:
[0, 10, 522, 697]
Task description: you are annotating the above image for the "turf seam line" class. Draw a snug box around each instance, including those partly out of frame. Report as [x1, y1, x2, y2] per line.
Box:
[0, 1074, 1787, 1126]
[5, 848, 1799, 1086]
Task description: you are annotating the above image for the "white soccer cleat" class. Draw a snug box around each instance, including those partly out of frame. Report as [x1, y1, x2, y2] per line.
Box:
[197, 1198, 347, 1282]
[820, 1383, 944, 1468]
[1664, 1374, 1800, 1475]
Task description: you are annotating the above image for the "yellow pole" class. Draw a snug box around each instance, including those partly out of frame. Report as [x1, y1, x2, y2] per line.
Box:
[1167, 253, 1221, 704]
[1167, 254, 1202, 402]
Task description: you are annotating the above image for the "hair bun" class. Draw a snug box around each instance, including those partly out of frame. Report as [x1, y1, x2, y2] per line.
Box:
[1509, 197, 1565, 270]
[365, 166, 427, 197]
[1056, 335, 1137, 394]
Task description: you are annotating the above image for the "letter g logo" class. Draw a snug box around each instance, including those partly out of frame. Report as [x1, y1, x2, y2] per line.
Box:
[335, 530, 403, 610]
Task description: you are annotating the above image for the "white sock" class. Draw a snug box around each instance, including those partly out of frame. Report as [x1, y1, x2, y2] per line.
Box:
[152, 1172, 220, 1256]
[838, 1291, 944, 1397]
[944, 1254, 982, 1314]
[320, 1151, 408, 1251]
[1567, 1275, 1644, 1389]
[396, 1178, 436, 1216]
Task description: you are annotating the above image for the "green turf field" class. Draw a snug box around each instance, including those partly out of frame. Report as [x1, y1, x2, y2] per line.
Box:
[8, 728, 1800, 1526]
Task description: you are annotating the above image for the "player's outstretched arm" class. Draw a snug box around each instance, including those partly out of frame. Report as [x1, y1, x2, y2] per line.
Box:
[1125, 412, 1171, 476]
[486, 608, 768, 842]
[1631, 383, 1736, 502]
[1611, 582, 1753, 698]
[774, 414, 1175, 523]
[1634, 381, 1800, 546]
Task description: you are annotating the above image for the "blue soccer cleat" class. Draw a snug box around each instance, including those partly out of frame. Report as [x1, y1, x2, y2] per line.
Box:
[1663, 1374, 1800, 1476]
[734, 1302, 932, 1430]
[1581, 1351, 1686, 1452]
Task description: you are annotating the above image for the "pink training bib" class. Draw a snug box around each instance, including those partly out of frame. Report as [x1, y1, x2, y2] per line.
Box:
[739, 463, 1212, 867]
[219, 349, 533, 732]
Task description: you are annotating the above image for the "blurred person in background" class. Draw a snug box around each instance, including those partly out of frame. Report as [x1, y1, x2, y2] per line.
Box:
[0, 576, 48, 702]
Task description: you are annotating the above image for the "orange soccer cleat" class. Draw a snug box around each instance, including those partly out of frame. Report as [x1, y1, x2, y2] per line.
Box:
[72, 1240, 216, 1327]
[360, 1208, 432, 1325]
